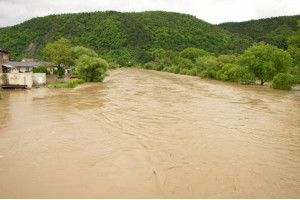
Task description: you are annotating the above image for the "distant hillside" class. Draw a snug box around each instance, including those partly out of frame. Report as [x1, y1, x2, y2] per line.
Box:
[0, 11, 253, 62]
[218, 15, 300, 50]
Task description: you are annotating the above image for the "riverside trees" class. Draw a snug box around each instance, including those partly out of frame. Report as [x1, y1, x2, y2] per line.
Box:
[238, 44, 292, 85]
[43, 38, 108, 82]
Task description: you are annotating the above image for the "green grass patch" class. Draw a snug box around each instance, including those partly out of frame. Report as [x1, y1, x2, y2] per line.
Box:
[48, 82, 68, 88]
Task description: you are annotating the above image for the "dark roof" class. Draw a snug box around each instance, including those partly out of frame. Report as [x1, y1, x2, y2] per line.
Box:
[0, 45, 9, 53]
[9, 61, 44, 67]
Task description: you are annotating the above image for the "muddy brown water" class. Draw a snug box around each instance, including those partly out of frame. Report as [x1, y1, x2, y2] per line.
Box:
[0, 68, 300, 198]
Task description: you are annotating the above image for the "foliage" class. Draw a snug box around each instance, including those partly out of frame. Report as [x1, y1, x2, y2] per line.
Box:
[179, 48, 213, 62]
[0, 11, 257, 62]
[287, 20, 300, 66]
[216, 64, 256, 84]
[76, 55, 108, 82]
[32, 67, 50, 75]
[219, 15, 300, 50]
[69, 71, 79, 76]
[57, 67, 65, 78]
[78, 79, 85, 84]
[48, 82, 68, 88]
[271, 73, 297, 90]
[238, 44, 293, 85]
[195, 56, 220, 78]
[68, 78, 79, 88]
[108, 62, 121, 69]
[71, 46, 98, 64]
[144, 62, 156, 70]
[43, 37, 72, 67]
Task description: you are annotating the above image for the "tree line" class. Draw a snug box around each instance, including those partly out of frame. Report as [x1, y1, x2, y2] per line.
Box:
[41, 18, 299, 90]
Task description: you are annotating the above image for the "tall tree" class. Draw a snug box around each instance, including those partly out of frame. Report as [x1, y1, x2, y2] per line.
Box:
[43, 38, 72, 68]
[238, 44, 292, 85]
[76, 55, 108, 82]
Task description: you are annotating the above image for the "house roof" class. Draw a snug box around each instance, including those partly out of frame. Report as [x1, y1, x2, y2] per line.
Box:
[2, 64, 15, 68]
[0, 46, 9, 53]
[9, 61, 44, 67]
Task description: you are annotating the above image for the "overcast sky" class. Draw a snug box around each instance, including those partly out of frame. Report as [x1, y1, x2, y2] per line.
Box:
[0, 0, 299, 27]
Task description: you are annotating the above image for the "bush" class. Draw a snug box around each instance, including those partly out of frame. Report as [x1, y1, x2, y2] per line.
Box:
[69, 71, 79, 76]
[32, 67, 50, 75]
[144, 62, 156, 70]
[68, 78, 79, 88]
[78, 79, 85, 84]
[216, 64, 256, 84]
[178, 68, 197, 76]
[58, 67, 65, 78]
[271, 73, 297, 90]
[108, 62, 121, 69]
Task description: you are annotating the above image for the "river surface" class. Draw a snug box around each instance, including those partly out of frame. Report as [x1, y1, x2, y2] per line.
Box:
[0, 68, 300, 198]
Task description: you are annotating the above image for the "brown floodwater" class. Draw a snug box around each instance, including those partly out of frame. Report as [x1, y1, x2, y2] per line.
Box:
[0, 68, 300, 198]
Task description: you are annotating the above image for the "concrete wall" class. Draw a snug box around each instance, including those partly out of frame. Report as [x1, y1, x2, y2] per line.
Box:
[32, 73, 46, 86]
[0, 72, 33, 88]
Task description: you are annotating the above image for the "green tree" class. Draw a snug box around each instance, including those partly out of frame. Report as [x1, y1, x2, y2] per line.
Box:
[238, 44, 292, 85]
[288, 20, 300, 66]
[43, 37, 72, 68]
[76, 55, 108, 82]
[216, 64, 256, 84]
[179, 48, 213, 62]
[71, 46, 98, 61]
[271, 73, 297, 90]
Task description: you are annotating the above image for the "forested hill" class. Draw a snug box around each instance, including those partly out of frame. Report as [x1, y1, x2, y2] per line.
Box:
[0, 11, 253, 62]
[0, 11, 299, 64]
[218, 15, 300, 50]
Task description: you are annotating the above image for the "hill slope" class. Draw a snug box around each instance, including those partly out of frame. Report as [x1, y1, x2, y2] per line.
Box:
[0, 11, 253, 62]
[218, 15, 300, 50]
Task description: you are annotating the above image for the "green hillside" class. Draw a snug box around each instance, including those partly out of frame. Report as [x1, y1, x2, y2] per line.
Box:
[0, 11, 253, 63]
[218, 15, 300, 50]
[0, 11, 299, 64]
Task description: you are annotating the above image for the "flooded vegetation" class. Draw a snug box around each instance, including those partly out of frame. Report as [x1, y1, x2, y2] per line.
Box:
[0, 68, 300, 198]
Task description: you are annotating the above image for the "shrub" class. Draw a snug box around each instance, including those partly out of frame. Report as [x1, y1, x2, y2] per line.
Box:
[68, 78, 79, 88]
[144, 62, 156, 70]
[179, 68, 189, 75]
[70, 71, 79, 76]
[78, 79, 85, 84]
[216, 64, 256, 85]
[32, 67, 50, 75]
[58, 67, 65, 78]
[271, 73, 297, 90]
[108, 62, 121, 69]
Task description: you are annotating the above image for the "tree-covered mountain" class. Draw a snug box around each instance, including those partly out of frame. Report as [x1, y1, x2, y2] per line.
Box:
[218, 15, 300, 50]
[0, 11, 299, 64]
[0, 11, 253, 63]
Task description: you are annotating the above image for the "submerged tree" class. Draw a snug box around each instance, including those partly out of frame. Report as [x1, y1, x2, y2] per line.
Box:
[238, 44, 292, 85]
[76, 55, 108, 82]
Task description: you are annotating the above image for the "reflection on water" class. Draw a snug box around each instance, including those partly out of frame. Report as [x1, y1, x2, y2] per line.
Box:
[0, 68, 300, 198]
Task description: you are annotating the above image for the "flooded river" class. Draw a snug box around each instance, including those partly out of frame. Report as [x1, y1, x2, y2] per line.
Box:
[0, 68, 300, 198]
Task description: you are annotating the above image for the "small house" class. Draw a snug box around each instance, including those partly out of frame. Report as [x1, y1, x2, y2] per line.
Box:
[9, 61, 44, 73]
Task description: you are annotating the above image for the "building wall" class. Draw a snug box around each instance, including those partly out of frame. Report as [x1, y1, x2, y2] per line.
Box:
[0, 51, 9, 73]
[32, 73, 46, 86]
[1, 73, 33, 88]
[17, 66, 32, 73]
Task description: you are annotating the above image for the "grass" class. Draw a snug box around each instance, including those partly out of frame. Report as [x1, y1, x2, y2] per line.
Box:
[48, 82, 69, 88]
